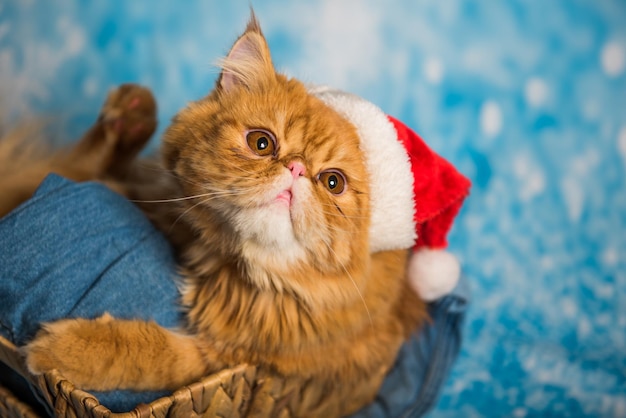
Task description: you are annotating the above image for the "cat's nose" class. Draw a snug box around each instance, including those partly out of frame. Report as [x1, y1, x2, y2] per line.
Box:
[287, 161, 306, 179]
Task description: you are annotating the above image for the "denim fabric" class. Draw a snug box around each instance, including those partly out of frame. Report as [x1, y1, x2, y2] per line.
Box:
[0, 174, 467, 417]
[0, 174, 182, 345]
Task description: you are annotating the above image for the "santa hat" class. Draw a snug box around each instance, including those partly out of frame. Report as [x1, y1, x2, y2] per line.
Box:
[310, 87, 471, 301]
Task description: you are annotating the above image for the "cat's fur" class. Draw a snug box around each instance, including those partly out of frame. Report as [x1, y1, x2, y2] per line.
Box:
[5, 16, 427, 417]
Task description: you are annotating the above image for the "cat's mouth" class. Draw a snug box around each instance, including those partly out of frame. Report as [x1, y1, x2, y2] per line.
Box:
[275, 189, 292, 206]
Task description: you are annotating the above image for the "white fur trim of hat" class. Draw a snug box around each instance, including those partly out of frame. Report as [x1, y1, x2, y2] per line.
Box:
[311, 86, 471, 301]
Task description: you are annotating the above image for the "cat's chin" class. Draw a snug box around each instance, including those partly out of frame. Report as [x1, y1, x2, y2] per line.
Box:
[231, 203, 306, 264]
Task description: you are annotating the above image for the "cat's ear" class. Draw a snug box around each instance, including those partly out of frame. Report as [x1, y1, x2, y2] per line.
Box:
[217, 12, 275, 93]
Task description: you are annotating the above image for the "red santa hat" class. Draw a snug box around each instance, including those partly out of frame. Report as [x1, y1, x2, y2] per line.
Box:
[311, 87, 471, 301]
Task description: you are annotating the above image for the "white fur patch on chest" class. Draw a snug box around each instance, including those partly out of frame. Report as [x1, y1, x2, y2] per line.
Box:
[229, 170, 310, 271]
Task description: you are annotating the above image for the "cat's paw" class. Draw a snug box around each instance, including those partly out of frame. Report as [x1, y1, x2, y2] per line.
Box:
[69, 84, 157, 180]
[24, 313, 117, 390]
[98, 83, 157, 158]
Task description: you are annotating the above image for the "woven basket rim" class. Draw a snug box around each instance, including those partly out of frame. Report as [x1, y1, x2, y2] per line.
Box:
[0, 384, 40, 418]
[1, 334, 260, 418]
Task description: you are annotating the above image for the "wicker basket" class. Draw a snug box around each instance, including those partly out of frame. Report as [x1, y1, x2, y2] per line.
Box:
[0, 335, 294, 418]
[0, 385, 40, 418]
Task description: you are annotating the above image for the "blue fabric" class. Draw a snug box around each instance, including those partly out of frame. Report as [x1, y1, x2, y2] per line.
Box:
[0, 175, 182, 346]
[0, 175, 466, 416]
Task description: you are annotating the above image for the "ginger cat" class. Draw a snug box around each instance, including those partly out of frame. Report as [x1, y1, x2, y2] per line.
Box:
[17, 15, 427, 417]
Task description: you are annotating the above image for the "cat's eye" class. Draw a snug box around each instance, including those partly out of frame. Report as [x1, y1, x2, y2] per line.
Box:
[246, 129, 277, 157]
[318, 170, 347, 195]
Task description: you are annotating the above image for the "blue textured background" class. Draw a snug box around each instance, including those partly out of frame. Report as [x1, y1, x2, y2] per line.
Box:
[1, 1, 625, 416]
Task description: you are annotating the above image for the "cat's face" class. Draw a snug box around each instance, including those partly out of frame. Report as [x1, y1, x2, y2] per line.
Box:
[162, 19, 370, 292]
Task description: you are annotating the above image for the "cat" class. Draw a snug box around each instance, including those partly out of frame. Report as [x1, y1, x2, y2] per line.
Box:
[14, 15, 427, 417]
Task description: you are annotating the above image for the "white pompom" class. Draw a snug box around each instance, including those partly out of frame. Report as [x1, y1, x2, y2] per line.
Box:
[407, 248, 461, 301]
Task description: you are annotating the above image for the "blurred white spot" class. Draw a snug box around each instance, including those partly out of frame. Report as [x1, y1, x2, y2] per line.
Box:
[561, 178, 584, 222]
[56, 17, 85, 56]
[524, 173, 545, 200]
[513, 153, 546, 201]
[480, 100, 503, 138]
[601, 42, 625, 77]
[389, 51, 409, 80]
[616, 397, 626, 418]
[571, 149, 600, 176]
[462, 48, 479, 68]
[540, 256, 554, 270]
[561, 298, 577, 317]
[57, 16, 70, 31]
[536, 369, 554, 384]
[82, 77, 98, 97]
[524, 77, 548, 107]
[463, 214, 483, 231]
[513, 408, 527, 417]
[602, 247, 618, 267]
[0, 23, 9, 41]
[423, 57, 444, 84]
[596, 284, 614, 299]
[288, 1, 384, 88]
[66, 27, 86, 55]
[578, 317, 591, 338]
[439, 2, 459, 24]
[582, 100, 600, 120]
[618, 126, 626, 166]
[523, 355, 537, 371]
[0, 49, 8, 69]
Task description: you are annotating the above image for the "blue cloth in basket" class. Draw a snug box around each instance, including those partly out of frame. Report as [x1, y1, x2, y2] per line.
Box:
[0, 174, 468, 417]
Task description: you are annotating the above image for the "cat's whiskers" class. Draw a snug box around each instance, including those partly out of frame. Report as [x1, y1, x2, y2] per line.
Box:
[132, 161, 171, 173]
[168, 195, 215, 233]
[194, 183, 257, 194]
[130, 192, 223, 204]
[165, 186, 261, 230]
[316, 202, 369, 220]
[199, 186, 263, 206]
[131, 185, 258, 204]
[132, 161, 209, 188]
[318, 209, 369, 220]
